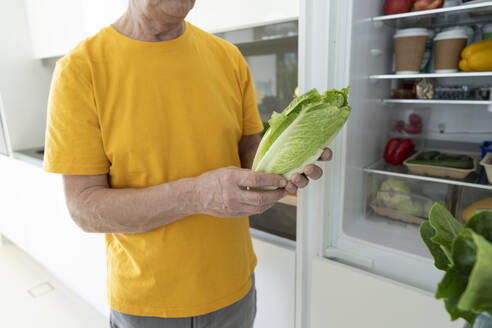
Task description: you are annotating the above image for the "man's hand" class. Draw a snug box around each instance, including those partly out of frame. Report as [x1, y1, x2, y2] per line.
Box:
[284, 148, 333, 194]
[195, 167, 288, 218]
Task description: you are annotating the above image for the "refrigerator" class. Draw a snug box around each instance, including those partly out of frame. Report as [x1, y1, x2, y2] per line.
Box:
[297, 0, 492, 326]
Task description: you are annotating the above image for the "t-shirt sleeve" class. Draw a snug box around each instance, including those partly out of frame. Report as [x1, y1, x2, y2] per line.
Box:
[236, 50, 264, 136]
[43, 56, 110, 175]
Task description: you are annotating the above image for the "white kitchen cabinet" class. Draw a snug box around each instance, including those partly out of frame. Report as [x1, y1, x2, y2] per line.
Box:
[0, 155, 108, 316]
[309, 257, 464, 328]
[23, 0, 298, 58]
[80, 0, 127, 38]
[0, 155, 32, 250]
[187, 0, 298, 32]
[252, 238, 295, 328]
[23, 0, 126, 59]
[23, 0, 85, 59]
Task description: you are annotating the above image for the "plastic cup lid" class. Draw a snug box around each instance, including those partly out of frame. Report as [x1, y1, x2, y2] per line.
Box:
[435, 28, 468, 41]
[394, 28, 430, 38]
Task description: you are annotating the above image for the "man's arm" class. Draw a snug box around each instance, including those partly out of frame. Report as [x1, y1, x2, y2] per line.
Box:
[64, 135, 332, 235]
[63, 167, 287, 234]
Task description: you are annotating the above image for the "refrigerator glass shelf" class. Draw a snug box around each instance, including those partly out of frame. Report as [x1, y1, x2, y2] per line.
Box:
[364, 159, 492, 191]
[372, 1, 492, 28]
[387, 131, 492, 143]
[370, 72, 492, 79]
[382, 99, 492, 106]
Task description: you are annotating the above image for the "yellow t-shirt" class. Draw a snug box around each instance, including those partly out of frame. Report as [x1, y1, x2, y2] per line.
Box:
[43, 22, 263, 317]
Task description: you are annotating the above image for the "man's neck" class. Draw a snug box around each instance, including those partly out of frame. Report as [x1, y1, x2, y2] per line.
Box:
[113, 9, 185, 42]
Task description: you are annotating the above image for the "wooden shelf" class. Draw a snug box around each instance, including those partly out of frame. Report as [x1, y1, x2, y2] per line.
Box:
[278, 194, 297, 206]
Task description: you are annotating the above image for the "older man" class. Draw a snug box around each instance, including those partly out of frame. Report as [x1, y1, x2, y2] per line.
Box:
[44, 0, 331, 327]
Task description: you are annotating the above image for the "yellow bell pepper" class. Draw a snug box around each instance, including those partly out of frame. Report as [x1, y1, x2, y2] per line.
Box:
[459, 59, 470, 72]
[460, 40, 492, 72]
[461, 39, 492, 59]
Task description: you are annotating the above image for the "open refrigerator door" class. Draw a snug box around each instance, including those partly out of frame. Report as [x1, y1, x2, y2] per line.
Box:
[298, 0, 492, 304]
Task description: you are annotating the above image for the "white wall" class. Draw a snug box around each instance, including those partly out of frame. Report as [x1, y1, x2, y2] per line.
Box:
[0, 0, 53, 150]
[187, 0, 299, 32]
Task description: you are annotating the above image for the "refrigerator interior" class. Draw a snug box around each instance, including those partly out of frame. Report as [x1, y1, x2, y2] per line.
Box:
[328, 0, 492, 290]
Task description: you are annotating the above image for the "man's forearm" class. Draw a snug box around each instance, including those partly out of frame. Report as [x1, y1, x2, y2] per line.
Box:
[68, 177, 199, 234]
[66, 134, 263, 235]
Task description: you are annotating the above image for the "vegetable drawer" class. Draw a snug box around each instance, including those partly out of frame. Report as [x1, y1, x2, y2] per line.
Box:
[365, 173, 453, 225]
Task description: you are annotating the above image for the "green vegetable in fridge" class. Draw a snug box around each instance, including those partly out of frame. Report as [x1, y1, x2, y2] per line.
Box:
[407, 152, 474, 169]
[397, 199, 423, 216]
[416, 151, 440, 161]
[376, 178, 411, 209]
[252, 87, 351, 179]
[420, 204, 492, 325]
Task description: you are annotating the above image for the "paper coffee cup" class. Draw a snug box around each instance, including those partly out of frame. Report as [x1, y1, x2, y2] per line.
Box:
[394, 28, 430, 74]
[434, 28, 468, 73]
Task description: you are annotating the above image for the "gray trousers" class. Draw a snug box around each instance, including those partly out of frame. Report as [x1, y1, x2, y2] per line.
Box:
[109, 275, 257, 328]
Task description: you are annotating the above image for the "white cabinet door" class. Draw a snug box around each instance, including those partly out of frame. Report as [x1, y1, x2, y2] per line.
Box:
[81, 0, 127, 37]
[187, 0, 299, 32]
[309, 257, 464, 328]
[23, 0, 126, 58]
[0, 156, 108, 316]
[252, 238, 295, 328]
[27, 170, 108, 316]
[0, 156, 37, 250]
[23, 0, 85, 58]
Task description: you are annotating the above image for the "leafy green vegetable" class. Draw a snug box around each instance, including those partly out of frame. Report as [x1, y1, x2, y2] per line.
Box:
[428, 203, 464, 261]
[436, 268, 477, 324]
[420, 204, 492, 325]
[252, 87, 351, 180]
[376, 178, 411, 208]
[466, 211, 492, 243]
[420, 221, 451, 270]
[458, 232, 492, 316]
[452, 230, 477, 276]
[398, 199, 423, 216]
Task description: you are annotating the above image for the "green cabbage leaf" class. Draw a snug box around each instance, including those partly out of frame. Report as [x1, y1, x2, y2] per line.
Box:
[252, 87, 351, 179]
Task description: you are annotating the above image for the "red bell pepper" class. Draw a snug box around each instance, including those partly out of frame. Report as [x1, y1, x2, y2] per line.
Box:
[384, 138, 415, 165]
[384, 138, 401, 163]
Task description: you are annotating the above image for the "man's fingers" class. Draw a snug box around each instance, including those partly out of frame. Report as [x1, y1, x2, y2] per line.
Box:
[239, 171, 288, 188]
[304, 164, 323, 180]
[291, 173, 309, 188]
[318, 148, 333, 161]
[285, 182, 298, 194]
[240, 188, 288, 207]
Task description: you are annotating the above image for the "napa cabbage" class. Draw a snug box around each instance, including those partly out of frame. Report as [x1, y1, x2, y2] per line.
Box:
[252, 87, 351, 179]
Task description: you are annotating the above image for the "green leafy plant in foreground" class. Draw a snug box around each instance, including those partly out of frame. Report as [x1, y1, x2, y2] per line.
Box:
[420, 203, 492, 325]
